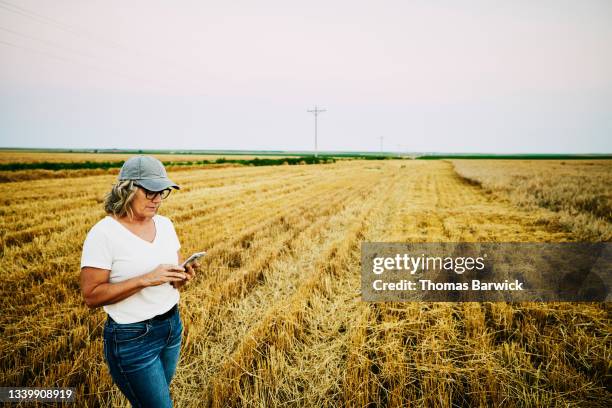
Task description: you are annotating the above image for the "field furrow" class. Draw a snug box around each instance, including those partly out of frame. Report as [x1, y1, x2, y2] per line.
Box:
[207, 168, 403, 407]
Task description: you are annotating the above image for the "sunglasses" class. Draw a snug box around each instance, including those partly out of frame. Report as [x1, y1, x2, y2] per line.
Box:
[136, 185, 172, 200]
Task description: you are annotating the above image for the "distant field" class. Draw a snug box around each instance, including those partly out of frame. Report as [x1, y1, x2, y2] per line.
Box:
[452, 160, 612, 241]
[0, 150, 290, 164]
[0, 159, 610, 407]
[0, 150, 336, 183]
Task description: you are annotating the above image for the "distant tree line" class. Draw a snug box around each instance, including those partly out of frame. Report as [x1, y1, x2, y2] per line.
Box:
[0, 156, 339, 171]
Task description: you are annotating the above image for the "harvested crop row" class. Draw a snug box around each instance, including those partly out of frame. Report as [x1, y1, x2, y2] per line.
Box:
[222, 166, 412, 407]
[191, 175, 376, 313]
[207, 170, 402, 407]
[171, 170, 398, 407]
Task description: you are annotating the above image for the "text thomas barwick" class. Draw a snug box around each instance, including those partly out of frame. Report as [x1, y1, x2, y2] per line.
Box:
[372, 279, 524, 291]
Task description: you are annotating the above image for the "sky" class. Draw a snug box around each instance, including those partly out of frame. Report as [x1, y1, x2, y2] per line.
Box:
[0, 0, 611, 153]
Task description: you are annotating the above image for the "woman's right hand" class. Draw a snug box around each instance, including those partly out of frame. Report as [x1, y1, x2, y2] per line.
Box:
[140, 264, 187, 287]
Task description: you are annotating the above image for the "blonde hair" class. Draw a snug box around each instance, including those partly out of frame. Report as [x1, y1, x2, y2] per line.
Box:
[104, 180, 138, 219]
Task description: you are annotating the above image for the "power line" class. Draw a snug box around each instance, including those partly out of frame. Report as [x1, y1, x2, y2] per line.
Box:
[0, 22, 184, 92]
[0, 5, 205, 93]
[0, 0, 209, 83]
[0, 26, 100, 60]
[0, 39, 165, 90]
[0, 0, 125, 49]
[307, 106, 326, 158]
[0, 38, 193, 94]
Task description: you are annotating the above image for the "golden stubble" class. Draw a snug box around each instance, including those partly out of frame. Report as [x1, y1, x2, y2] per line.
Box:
[0, 159, 609, 407]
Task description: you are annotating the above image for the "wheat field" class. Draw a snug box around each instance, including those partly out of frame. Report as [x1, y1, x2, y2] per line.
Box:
[452, 160, 612, 241]
[0, 159, 610, 407]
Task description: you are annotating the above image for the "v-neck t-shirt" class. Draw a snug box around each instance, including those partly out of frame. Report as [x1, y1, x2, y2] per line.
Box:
[80, 214, 181, 323]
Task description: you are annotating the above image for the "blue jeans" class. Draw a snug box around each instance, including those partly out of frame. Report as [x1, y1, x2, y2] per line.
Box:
[103, 305, 182, 408]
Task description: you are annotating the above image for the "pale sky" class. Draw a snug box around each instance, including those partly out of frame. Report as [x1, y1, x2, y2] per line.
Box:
[1, 0, 611, 153]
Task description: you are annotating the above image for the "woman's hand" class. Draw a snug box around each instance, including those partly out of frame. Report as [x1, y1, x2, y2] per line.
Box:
[172, 261, 199, 290]
[140, 264, 187, 287]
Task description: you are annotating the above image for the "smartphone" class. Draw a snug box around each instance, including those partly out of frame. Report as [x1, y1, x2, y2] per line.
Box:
[181, 251, 206, 268]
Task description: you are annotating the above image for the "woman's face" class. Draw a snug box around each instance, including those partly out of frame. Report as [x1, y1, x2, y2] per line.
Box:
[130, 186, 163, 219]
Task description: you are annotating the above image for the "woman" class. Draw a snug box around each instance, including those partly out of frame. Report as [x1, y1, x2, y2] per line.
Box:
[80, 155, 199, 407]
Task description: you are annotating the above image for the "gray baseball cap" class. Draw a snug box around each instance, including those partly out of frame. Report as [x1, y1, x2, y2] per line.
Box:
[118, 155, 180, 191]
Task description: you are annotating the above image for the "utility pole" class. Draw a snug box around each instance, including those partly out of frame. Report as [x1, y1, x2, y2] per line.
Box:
[307, 105, 326, 157]
[379, 136, 384, 153]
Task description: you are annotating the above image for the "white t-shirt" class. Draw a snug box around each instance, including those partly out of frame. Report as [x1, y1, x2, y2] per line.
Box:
[80, 214, 181, 323]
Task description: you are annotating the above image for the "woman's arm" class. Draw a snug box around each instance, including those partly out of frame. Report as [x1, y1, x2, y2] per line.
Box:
[81, 267, 142, 308]
[80, 264, 187, 308]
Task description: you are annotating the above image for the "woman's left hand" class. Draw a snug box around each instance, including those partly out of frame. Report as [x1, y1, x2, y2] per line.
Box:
[172, 261, 199, 289]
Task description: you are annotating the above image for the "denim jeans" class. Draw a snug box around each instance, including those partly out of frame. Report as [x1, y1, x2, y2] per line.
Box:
[103, 305, 182, 408]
